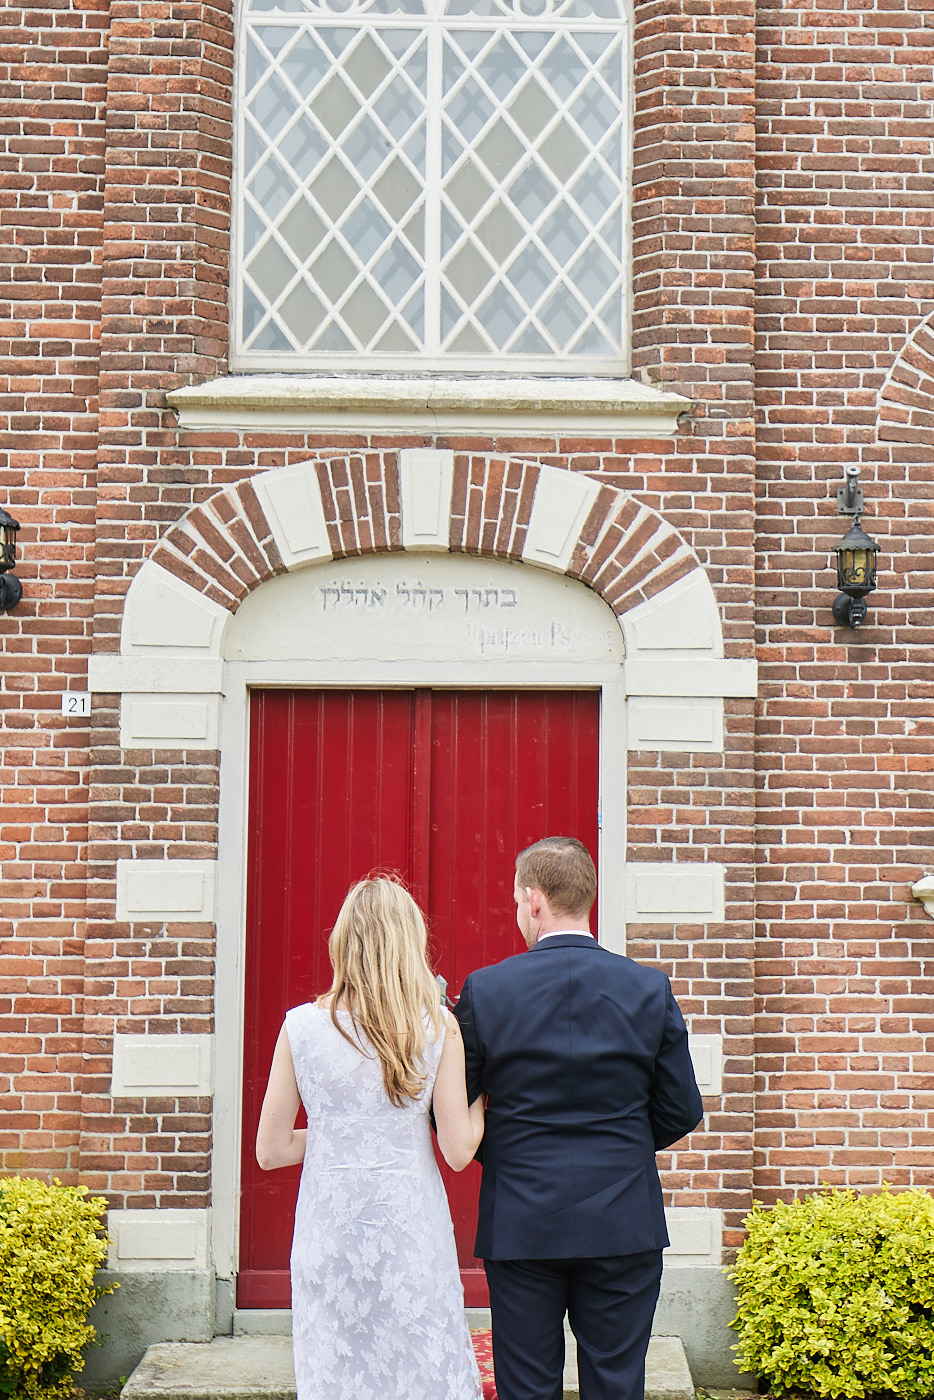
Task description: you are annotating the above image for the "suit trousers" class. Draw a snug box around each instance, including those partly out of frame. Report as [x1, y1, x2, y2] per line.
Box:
[484, 1250, 663, 1400]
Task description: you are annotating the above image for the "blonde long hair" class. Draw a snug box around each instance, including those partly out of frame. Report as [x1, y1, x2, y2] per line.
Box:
[321, 877, 443, 1107]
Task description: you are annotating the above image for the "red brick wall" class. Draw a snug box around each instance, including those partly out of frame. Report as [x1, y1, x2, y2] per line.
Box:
[1, 0, 930, 1254]
[754, 0, 934, 1196]
[0, 0, 108, 1178]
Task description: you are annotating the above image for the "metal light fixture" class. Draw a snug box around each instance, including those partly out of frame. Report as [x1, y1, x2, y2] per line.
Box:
[831, 466, 879, 629]
[0, 506, 23, 611]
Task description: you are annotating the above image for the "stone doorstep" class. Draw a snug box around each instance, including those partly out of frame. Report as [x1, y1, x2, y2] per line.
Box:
[120, 1332, 693, 1400]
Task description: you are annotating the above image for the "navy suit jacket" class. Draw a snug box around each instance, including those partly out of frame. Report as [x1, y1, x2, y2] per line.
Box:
[454, 934, 704, 1261]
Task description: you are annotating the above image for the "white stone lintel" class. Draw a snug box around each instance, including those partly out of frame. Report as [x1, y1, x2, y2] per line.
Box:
[116, 858, 217, 923]
[89, 655, 225, 695]
[166, 376, 692, 437]
[624, 862, 726, 925]
[663, 1208, 722, 1265]
[625, 657, 758, 698]
[111, 1034, 215, 1098]
[107, 1208, 211, 1271]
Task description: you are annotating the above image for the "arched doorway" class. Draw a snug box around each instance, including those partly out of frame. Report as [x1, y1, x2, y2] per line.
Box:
[103, 452, 745, 1307]
[218, 548, 627, 1305]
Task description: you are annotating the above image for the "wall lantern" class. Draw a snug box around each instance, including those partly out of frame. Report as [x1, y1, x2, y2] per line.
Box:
[831, 466, 879, 629]
[0, 506, 23, 611]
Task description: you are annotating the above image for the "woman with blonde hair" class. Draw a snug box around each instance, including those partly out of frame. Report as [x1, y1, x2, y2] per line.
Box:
[256, 876, 484, 1400]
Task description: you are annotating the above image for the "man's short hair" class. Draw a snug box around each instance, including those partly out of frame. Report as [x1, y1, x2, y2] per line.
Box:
[515, 837, 596, 919]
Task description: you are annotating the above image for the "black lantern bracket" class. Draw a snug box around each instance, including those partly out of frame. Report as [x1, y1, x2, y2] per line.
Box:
[831, 467, 879, 629]
[836, 462, 865, 517]
[0, 506, 22, 611]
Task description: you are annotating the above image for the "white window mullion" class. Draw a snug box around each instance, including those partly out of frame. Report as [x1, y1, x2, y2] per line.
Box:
[424, 20, 444, 357]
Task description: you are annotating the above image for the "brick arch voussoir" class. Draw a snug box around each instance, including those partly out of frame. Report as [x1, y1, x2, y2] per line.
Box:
[146, 453, 701, 624]
[151, 479, 287, 612]
[314, 452, 403, 559]
[878, 310, 934, 450]
[447, 454, 541, 560]
[567, 484, 700, 618]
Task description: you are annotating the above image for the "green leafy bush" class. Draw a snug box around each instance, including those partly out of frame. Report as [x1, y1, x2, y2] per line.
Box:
[728, 1186, 934, 1399]
[0, 1178, 116, 1400]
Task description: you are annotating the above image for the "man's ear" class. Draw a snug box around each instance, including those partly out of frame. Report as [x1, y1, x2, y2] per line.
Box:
[527, 886, 546, 919]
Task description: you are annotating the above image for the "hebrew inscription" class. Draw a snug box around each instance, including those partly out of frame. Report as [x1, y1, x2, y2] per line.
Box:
[307, 571, 619, 659]
[315, 578, 569, 655]
[319, 580, 519, 614]
[225, 553, 624, 666]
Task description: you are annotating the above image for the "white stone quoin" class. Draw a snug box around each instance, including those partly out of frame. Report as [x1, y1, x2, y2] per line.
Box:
[619, 568, 757, 722]
[111, 1035, 215, 1098]
[121, 563, 230, 654]
[663, 1208, 723, 1265]
[627, 697, 724, 753]
[116, 859, 218, 923]
[687, 1034, 724, 1097]
[121, 693, 220, 749]
[89, 560, 229, 700]
[89, 655, 224, 695]
[625, 655, 757, 699]
[622, 569, 723, 656]
[107, 1209, 211, 1272]
[624, 862, 726, 925]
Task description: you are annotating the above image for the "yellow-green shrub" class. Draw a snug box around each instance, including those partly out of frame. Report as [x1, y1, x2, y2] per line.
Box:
[728, 1186, 934, 1399]
[0, 1178, 116, 1400]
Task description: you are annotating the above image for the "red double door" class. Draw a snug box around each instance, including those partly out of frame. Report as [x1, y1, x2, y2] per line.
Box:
[238, 688, 599, 1308]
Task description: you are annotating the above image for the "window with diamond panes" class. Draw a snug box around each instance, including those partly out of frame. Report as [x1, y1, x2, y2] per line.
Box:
[235, 0, 630, 371]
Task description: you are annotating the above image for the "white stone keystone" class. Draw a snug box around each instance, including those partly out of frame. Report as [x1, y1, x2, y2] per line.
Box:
[399, 449, 455, 551]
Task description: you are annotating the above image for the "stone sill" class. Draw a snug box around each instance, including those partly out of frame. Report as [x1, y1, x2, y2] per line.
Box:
[165, 375, 692, 437]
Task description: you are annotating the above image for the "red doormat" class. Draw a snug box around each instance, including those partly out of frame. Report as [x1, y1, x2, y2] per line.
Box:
[470, 1329, 497, 1399]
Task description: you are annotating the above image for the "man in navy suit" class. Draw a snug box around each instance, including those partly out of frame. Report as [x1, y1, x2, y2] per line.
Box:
[454, 836, 703, 1400]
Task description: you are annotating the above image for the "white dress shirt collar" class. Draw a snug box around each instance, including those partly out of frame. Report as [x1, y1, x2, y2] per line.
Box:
[535, 929, 595, 942]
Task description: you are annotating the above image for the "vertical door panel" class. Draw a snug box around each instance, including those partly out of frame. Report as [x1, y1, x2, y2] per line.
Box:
[239, 688, 599, 1308]
[239, 691, 416, 1305]
[426, 691, 600, 1298]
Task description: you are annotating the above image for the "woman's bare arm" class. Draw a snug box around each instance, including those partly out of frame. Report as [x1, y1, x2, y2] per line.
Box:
[432, 1011, 485, 1172]
[255, 1024, 307, 1170]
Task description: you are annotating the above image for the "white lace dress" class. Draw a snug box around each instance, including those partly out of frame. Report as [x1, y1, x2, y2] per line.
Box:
[284, 1002, 482, 1400]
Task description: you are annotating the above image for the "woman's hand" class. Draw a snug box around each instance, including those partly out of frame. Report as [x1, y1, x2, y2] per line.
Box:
[431, 1011, 485, 1172]
[256, 1024, 307, 1170]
